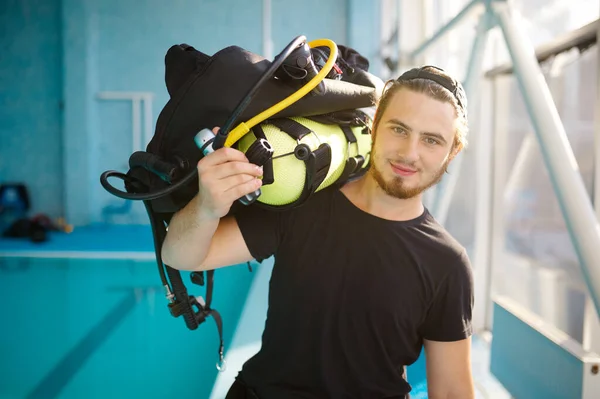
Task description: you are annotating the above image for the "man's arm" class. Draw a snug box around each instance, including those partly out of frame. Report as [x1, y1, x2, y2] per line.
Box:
[424, 337, 475, 399]
[161, 144, 263, 271]
[419, 249, 475, 398]
[162, 207, 254, 271]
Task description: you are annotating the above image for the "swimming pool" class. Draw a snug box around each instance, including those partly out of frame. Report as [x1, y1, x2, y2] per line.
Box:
[0, 243, 254, 398]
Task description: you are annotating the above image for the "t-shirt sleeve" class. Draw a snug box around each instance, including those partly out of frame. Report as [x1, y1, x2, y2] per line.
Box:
[233, 204, 289, 263]
[420, 250, 474, 342]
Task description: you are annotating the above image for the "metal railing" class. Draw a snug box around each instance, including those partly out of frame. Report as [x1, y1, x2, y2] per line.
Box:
[403, 0, 600, 319]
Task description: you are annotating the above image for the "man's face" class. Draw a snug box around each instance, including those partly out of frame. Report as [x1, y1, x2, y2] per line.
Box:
[370, 88, 459, 200]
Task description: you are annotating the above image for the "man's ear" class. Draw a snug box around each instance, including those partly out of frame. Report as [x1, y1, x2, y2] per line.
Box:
[446, 146, 460, 166]
[449, 139, 464, 160]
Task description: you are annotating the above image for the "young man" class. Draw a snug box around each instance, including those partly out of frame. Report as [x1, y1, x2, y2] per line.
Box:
[162, 66, 475, 399]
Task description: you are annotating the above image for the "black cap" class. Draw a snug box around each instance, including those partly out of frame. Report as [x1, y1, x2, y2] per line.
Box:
[396, 66, 467, 118]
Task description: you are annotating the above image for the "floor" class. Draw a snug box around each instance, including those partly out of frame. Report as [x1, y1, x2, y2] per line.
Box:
[408, 332, 512, 399]
[471, 332, 513, 399]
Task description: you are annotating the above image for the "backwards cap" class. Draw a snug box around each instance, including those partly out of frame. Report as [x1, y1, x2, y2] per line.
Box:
[396, 66, 467, 118]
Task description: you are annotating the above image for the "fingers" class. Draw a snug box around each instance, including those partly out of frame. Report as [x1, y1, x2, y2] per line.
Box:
[209, 161, 263, 180]
[198, 147, 249, 171]
[223, 176, 263, 202]
[198, 159, 262, 190]
[201, 168, 261, 192]
[200, 174, 262, 206]
[196, 127, 263, 204]
[217, 173, 261, 192]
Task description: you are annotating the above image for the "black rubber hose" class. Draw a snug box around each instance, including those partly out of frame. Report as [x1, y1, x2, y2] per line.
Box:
[212, 35, 308, 150]
[100, 36, 308, 202]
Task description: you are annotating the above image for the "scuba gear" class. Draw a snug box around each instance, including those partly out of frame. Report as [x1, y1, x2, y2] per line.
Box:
[211, 37, 337, 151]
[273, 40, 327, 95]
[195, 116, 371, 209]
[200, 37, 340, 206]
[100, 35, 383, 369]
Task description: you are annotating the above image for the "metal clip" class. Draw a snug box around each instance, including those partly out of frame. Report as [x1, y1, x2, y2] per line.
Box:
[216, 357, 227, 372]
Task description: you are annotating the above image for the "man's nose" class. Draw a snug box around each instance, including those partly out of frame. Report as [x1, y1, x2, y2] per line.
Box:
[399, 136, 419, 163]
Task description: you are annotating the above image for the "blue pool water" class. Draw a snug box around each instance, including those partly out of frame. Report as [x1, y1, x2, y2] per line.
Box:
[0, 256, 255, 399]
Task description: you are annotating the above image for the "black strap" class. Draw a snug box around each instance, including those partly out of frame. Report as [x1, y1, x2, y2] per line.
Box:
[269, 118, 312, 140]
[340, 125, 357, 143]
[252, 124, 267, 140]
[142, 186, 226, 370]
[335, 125, 363, 186]
[198, 269, 225, 366]
[208, 307, 225, 368]
[305, 143, 331, 195]
[156, 233, 225, 368]
[205, 270, 214, 307]
[251, 125, 274, 185]
[336, 155, 365, 187]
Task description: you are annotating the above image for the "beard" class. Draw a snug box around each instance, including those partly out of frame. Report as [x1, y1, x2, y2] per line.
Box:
[369, 146, 449, 200]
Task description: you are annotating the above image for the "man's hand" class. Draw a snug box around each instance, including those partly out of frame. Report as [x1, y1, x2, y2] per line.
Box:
[424, 337, 475, 399]
[196, 127, 263, 219]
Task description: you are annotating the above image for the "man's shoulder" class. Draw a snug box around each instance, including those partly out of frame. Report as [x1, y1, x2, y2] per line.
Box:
[413, 214, 474, 302]
[417, 210, 471, 268]
[288, 185, 341, 213]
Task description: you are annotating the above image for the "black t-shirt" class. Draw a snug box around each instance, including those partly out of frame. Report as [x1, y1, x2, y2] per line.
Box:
[233, 186, 474, 399]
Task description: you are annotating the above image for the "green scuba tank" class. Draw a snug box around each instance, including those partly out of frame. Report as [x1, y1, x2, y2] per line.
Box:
[234, 116, 371, 208]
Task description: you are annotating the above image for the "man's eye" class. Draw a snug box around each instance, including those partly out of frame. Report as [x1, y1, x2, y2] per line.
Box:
[392, 127, 406, 134]
[425, 137, 440, 145]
